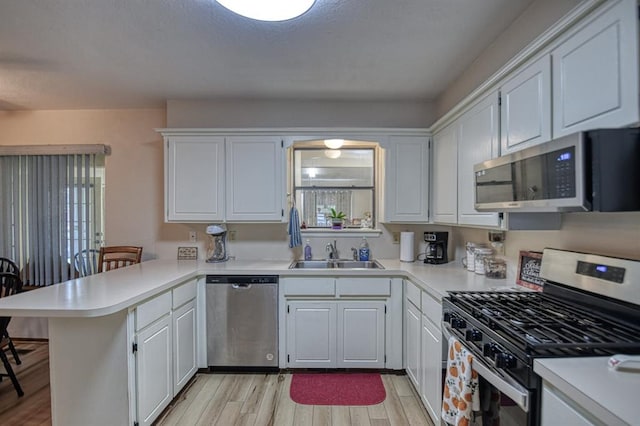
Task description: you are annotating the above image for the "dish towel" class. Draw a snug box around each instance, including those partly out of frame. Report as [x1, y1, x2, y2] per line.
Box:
[288, 206, 302, 248]
[442, 336, 480, 426]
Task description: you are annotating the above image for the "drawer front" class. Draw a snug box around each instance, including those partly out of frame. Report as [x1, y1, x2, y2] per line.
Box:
[136, 291, 172, 331]
[172, 279, 197, 309]
[282, 278, 336, 296]
[406, 280, 421, 309]
[337, 278, 391, 296]
[421, 291, 442, 328]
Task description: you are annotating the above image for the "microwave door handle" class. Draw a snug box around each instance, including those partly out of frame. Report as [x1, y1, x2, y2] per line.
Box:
[442, 323, 530, 412]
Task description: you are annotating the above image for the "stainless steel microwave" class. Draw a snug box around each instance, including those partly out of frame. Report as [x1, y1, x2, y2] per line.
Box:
[474, 129, 640, 212]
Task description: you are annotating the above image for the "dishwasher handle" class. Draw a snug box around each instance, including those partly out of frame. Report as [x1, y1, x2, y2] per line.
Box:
[232, 283, 251, 289]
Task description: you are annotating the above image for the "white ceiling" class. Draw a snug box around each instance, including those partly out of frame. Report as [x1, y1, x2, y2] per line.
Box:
[0, 0, 535, 110]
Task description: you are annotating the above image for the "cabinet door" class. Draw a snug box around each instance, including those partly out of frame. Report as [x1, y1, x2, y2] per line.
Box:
[165, 136, 225, 222]
[421, 315, 442, 424]
[405, 300, 421, 389]
[286, 302, 336, 368]
[337, 301, 385, 368]
[541, 385, 596, 426]
[552, 0, 639, 138]
[226, 136, 284, 221]
[458, 91, 501, 227]
[384, 136, 429, 222]
[173, 299, 197, 395]
[136, 315, 172, 426]
[431, 123, 458, 224]
[501, 55, 551, 154]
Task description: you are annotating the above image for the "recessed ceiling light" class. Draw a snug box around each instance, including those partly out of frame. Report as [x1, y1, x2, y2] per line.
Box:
[324, 139, 344, 149]
[217, 0, 316, 22]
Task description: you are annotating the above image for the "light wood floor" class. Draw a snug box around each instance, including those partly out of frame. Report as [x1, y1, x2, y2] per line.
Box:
[157, 372, 434, 426]
[0, 341, 435, 426]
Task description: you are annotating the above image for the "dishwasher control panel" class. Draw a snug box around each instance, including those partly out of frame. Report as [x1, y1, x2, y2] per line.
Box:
[206, 275, 278, 284]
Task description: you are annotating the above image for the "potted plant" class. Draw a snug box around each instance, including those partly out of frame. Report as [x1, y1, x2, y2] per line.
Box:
[329, 208, 346, 229]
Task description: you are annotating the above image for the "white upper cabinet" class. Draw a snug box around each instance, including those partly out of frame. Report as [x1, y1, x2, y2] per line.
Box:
[552, 0, 639, 137]
[226, 136, 285, 222]
[165, 136, 225, 222]
[384, 135, 430, 222]
[457, 91, 501, 227]
[500, 55, 552, 154]
[431, 123, 458, 224]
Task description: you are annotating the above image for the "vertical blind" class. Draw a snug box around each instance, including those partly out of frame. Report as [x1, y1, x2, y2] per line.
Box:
[0, 152, 105, 286]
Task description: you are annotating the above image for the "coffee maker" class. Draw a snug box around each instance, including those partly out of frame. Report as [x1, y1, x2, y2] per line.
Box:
[206, 224, 228, 263]
[424, 232, 448, 264]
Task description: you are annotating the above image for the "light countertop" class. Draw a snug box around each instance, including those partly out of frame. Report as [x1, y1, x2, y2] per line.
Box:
[534, 357, 640, 426]
[0, 258, 519, 318]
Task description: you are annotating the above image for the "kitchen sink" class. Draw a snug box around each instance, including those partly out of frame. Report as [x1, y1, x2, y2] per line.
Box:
[289, 260, 384, 269]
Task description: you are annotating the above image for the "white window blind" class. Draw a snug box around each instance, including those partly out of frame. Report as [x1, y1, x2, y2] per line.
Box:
[0, 152, 105, 286]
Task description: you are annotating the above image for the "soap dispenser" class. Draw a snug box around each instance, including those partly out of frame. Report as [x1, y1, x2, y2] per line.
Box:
[358, 237, 370, 261]
[304, 239, 313, 260]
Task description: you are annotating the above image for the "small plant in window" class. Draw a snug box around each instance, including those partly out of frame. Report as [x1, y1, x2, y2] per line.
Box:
[329, 208, 346, 229]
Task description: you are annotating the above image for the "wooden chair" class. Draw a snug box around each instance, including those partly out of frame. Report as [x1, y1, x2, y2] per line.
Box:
[74, 249, 100, 277]
[98, 246, 143, 272]
[0, 272, 24, 397]
[0, 257, 20, 276]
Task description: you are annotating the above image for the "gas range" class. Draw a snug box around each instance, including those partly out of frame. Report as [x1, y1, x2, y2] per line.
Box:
[441, 248, 640, 425]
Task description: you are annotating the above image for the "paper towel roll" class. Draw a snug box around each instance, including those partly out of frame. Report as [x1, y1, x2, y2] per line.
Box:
[400, 232, 415, 262]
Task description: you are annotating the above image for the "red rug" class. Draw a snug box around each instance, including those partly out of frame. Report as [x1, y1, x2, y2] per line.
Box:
[290, 373, 386, 406]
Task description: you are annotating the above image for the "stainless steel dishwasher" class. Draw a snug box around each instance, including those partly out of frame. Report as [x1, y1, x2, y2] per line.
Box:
[206, 275, 278, 369]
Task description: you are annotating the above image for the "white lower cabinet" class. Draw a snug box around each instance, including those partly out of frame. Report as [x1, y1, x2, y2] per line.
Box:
[337, 301, 385, 368]
[286, 300, 385, 369]
[133, 279, 198, 426]
[136, 314, 173, 426]
[405, 281, 443, 425]
[282, 277, 400, 369]
[172, 299, 197, 395]
[541, 384, 596, 426]
[405, 299, 421, 388]
[420, 314, 442, 422]
[287, 302, 337, 368]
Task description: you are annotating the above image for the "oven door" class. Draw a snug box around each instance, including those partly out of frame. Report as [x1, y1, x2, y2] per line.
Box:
[442, 322, 535, 426]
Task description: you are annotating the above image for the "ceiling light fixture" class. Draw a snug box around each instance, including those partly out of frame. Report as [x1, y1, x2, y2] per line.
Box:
[217, 0, 316, 22]
[324, 139, 344, 149]
[324, 149, 341, 159]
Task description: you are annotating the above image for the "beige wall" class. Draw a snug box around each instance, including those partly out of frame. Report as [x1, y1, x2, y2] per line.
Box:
[0, 109, 167, 259]
[167, 99, 435, 128]
[435, 0, 582, 119]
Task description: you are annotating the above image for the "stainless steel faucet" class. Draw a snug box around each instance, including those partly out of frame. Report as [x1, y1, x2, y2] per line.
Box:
[326, 240, 339, 260]
[351, 247, 358, 260]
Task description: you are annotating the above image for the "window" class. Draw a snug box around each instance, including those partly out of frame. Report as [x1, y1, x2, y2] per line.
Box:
[0, 149, 105, 286]
[293, 147, 375, 229]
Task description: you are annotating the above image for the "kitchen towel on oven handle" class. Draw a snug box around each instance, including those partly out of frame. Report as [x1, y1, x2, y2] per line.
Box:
[442, 336, 480, 426]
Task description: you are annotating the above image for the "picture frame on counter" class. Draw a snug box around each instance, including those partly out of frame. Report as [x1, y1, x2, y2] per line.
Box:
[516, 250, 544, 291]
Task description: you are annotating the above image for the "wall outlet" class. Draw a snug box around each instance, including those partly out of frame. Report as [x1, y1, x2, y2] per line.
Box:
[392, 232, 400, 244]
[189, 231, 197, 242]
[228, 230, 237, 241]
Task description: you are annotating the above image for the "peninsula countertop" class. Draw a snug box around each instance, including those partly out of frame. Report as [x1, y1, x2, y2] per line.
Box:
[535, 356, 640, 426]
[0, 258, 518, 318]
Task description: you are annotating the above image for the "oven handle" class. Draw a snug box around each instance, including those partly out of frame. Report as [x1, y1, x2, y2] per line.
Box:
[442, 322, 530, 412]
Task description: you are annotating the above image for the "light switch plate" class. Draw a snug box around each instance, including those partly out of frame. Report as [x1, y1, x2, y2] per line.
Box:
[177, 246, 198, 260]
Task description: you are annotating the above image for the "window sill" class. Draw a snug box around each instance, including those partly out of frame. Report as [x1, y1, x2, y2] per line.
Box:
[300, 229, 382, 238]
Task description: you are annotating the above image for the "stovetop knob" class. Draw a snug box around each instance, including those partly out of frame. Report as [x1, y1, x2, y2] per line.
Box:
[465, 329, 482, 342]
[443, 312, 452, 322]
[451, 317, 466, 329]
[495, 352, 517, 369]
[483, 343, 499, 357]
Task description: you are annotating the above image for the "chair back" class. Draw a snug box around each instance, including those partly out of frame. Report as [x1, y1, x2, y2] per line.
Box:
[0, 258, 19, 276]
[0, 272, 22, 299]
[98, 246, 143, 272]
[74, 249, 100, 277]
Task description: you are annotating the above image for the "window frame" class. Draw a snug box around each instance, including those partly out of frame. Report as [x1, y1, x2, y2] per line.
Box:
[292, 146, 377, 230]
